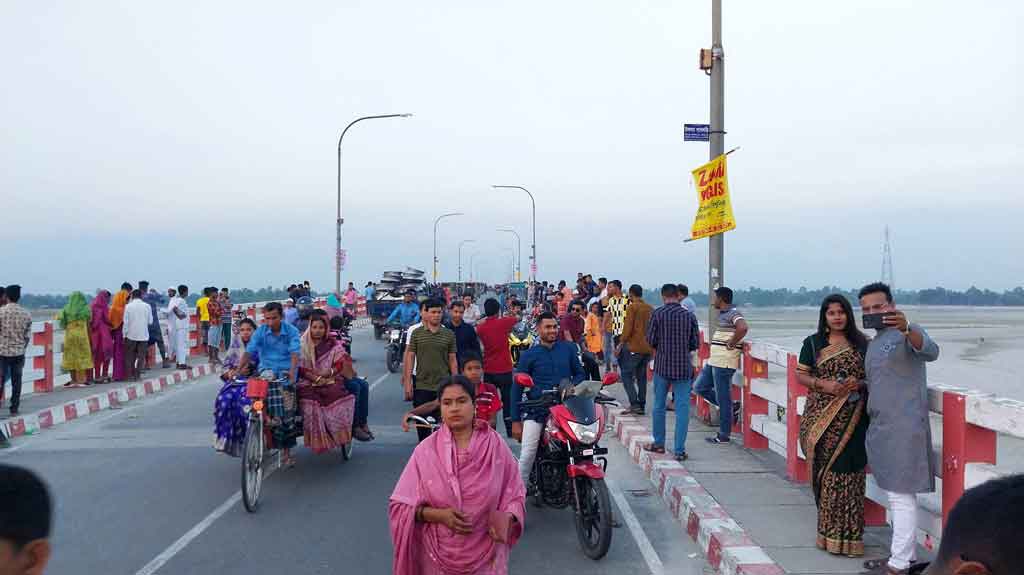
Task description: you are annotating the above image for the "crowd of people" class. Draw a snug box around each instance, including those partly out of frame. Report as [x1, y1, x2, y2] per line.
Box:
[3, 276, 1021, 574]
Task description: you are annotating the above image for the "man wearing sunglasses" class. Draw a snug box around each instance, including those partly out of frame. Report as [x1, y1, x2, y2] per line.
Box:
[558, 301, 600, 381]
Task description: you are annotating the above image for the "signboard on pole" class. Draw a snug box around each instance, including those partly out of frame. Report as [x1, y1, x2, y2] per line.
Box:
[684, 123, 711, 142]
[689, 154, 736, 240]
[336, 248, 347, 270]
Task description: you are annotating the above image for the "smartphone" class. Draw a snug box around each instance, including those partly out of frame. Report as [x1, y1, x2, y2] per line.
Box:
[862, 312, 892, 330]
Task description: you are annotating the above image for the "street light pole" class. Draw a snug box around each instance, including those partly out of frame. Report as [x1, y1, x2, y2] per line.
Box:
[469, 253, 481, 282]
[492, 185, 535, 299]
[337, 113, 412, 294]
[707, 0, 725, 331]
[458, 239, 476, 282]
[497, 228, 521, 281]
[433, 212, 464, 283]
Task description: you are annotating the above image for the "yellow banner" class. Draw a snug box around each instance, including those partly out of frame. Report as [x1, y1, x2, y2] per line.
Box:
[689, 154, 736, 240]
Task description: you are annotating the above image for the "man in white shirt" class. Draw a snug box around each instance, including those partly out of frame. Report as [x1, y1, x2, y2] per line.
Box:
[461, 294, 481, 325]
[168, 285, 190, 370]
[123, 289, 153, 381]
[164, 287, 177, 364]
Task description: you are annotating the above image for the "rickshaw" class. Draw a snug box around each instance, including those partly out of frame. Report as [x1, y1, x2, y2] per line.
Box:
[240, 371, 354, 512]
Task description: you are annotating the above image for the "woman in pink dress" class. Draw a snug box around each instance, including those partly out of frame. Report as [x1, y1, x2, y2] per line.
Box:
[89, 290, 114, 383]
[295, 314, 356, 458]
[389, 376, 525, 575]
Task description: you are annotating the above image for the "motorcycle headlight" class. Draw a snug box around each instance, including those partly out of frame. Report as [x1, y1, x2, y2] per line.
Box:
[567, 420, 601, 445]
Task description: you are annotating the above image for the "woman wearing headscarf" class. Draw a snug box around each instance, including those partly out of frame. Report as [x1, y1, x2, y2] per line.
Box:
[108, 283, 131, 381]
[89, 290, 114, 383]
[213, 318, 258, 456]
[295, 313, 356, 459]
[58, 292, 94, 386]
[389, 375, 525, 575]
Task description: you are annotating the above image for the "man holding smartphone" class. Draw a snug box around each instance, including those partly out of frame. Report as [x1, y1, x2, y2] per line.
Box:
[858, 282, 940, 575]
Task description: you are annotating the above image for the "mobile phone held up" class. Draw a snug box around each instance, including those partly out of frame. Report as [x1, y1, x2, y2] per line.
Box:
[862, 312, 893, 330]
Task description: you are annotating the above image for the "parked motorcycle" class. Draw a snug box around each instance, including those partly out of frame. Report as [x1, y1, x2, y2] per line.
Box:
[515, 371, 621, 560]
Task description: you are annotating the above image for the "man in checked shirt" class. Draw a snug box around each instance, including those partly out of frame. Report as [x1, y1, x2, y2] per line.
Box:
[642, 283, 700, 461]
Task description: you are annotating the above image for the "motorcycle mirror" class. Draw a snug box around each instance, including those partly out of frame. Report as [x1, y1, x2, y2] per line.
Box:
[514, 373, 535, 388]
[601, 372, 620, 387]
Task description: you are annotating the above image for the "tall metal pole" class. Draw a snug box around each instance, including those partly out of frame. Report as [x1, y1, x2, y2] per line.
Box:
[707, 0, 725, 331]
[336, 113, 412, 294]
[492, 186, 535, 297]
[469, 253, 480, 282]
[433, 212, 464, 283]
[458, 239, 476, 282]
[497, 228, 521, 281]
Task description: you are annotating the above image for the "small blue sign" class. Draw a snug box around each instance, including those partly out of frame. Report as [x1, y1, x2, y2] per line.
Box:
[684, 123, 710, 142]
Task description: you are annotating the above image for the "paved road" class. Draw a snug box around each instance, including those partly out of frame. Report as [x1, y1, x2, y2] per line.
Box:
[3, 326, 704, 574]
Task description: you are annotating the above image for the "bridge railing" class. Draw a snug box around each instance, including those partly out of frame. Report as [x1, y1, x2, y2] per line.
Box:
[688, 335, 1024, 552]
[11, 296, 370, 401]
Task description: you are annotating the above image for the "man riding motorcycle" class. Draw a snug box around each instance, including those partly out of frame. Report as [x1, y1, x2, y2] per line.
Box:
[510, 311, 585, 485]
[386, 290, 421, 328]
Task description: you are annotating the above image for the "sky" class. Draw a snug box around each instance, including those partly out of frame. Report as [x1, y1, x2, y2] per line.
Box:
[2, 0, 1021, 294]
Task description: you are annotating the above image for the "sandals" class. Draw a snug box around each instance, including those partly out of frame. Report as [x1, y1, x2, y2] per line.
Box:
[642, 443, 666, 454]
[862, 558, 919, 575]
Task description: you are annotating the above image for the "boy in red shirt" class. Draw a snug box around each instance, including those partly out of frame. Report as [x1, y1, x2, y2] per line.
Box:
[474, 298, 522, 436]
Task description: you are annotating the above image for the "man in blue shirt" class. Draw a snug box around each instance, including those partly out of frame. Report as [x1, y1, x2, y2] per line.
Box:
[364, 282, 375, 302]
[511, 312, 585, 484]
[386, 291, 421, 327]
[239, 302, 301, 385]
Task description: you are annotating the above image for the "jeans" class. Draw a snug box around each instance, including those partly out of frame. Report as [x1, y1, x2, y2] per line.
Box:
[0, 355, 25, 413]
[208, 324, 221, 352]
[886, 491, 918, 570]
[149, 327, 168, 362]
[620, 350, 651, 410]
[345, 377, 369, 427]
[652, 374, 692, 455]
[485, 371, 514, 436]
[581, 350, 601, 381]
[602, 333, 615, 370]
[694, 364, 736, 439]
[518, 419, 544, 485]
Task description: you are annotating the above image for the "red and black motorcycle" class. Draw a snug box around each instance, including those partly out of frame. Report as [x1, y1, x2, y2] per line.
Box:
[514, 371, 620, 560]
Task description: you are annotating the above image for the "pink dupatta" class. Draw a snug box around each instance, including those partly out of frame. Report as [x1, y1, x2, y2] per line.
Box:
[389, 420, 526, 575]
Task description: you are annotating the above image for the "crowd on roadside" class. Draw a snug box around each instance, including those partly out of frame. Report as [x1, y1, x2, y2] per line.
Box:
[395, 272, 964, 575]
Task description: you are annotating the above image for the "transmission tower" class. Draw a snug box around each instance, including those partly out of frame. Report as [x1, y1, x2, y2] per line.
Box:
[881, 226, 895, 290]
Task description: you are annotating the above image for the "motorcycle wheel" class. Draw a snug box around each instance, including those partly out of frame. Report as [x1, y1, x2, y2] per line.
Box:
[386, 346, 401, 373]
[574, 477, 613, 560]
[241, 414, 264, 513]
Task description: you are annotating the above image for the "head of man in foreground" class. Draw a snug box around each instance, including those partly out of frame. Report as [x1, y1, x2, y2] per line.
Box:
[0, 464, 52, 575]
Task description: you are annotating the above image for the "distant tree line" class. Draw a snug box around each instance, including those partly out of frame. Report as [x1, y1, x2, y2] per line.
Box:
[19, 286, 304, 310]
[642, 286, 1024, 307]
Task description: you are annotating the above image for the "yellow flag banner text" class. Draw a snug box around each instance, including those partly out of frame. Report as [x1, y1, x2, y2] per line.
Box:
[689, 154, 736, 241]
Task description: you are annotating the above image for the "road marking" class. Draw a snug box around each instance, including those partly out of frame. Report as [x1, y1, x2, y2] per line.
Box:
[606, 478, 665, 575]
[369, 372, 390, 391]
[134, 490, 242, 575]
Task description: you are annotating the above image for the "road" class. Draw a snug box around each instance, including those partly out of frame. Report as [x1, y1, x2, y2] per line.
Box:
[3, 324, 704, 575]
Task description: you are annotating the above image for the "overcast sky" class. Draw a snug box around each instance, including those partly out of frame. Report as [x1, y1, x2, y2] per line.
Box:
[3, 1, 1021, 294]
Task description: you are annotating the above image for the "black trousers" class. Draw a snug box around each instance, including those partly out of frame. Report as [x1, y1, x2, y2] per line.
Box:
[412, 388, 439, 443]
[485, 371, 514, 437]
[581, 351, 601, 381]
[1, 355, 25, 413]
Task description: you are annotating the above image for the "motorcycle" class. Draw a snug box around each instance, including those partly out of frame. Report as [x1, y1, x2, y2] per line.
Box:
[385, 323, 407, 373]
[508, 317, 535, 364]
[515, 371, 621, 560]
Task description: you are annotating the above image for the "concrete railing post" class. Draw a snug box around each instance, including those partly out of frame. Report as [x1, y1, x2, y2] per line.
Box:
[33, 322, 55, 393]
[742, 343, 769, 450]
[786, 352, 808, 482]
[941, 391, 997, 526]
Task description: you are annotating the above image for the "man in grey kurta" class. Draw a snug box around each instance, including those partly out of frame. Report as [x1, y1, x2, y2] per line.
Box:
[859, 282, 939, 574]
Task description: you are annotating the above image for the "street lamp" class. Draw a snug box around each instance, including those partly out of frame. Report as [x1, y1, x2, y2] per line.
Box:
[499, 247, 515, 283]
[492, 185, 535, 298]
[336, 113, 412, 293]
[433, 212, 464, 282]
[497, 228, 521, 281]
[469, 252, 481, 282]
[457, 239, 476, 282]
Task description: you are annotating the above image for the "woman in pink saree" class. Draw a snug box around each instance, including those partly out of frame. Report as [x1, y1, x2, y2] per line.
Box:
[296, 313, 356, 457]
[389, 375, 526, 575]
